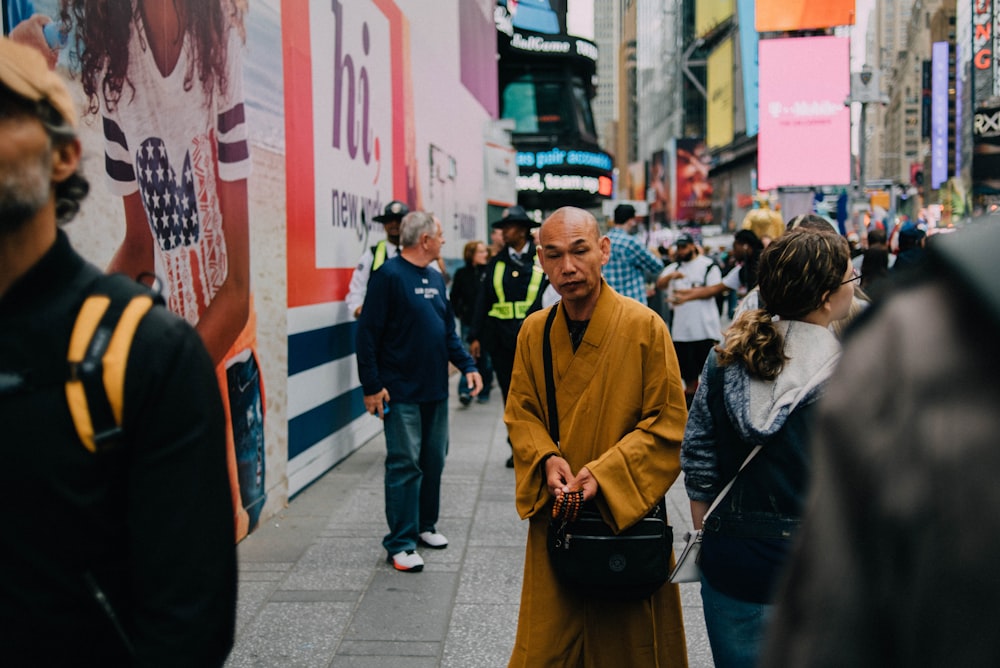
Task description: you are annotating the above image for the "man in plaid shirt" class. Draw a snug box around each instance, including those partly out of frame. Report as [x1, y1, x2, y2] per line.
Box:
[603, 204, 664, 306]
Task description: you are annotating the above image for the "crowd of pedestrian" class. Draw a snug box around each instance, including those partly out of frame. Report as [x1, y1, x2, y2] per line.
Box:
[5, 32, 998, 666]
[490, 202, 989, 666]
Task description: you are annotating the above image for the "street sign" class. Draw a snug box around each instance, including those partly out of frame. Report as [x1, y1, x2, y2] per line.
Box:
[848, 69, 889, 104]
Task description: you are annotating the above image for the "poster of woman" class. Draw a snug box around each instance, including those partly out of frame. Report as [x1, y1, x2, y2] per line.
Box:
[58, 0, 281, 540]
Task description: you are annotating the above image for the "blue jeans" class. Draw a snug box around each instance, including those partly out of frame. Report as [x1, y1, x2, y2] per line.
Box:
[700, 572, 772, 668]
[382, 400, 449, 554]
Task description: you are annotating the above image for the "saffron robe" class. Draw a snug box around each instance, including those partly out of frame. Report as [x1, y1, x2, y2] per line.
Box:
[506, 283, 689, 667]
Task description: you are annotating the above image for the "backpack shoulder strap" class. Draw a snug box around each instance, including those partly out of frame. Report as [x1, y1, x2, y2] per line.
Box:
[66, 274, 159, 453]
[703, 258, 716, 286]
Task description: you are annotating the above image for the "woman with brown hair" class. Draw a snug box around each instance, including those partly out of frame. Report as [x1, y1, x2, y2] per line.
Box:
[681, 229, 855, 668]
[449, 240, 493, 405]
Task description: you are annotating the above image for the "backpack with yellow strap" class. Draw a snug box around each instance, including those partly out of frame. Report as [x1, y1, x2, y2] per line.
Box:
[66, 273, 162, 453]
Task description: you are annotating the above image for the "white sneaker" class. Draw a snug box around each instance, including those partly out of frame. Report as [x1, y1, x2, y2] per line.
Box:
[387, 550, 424, 572]
[418, 531, 448, 549]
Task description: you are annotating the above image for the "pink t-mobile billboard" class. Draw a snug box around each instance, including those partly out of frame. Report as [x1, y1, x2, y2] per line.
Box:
[758, 36, 851, 190]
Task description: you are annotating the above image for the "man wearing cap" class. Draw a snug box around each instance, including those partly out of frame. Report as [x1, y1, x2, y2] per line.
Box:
[656, 234, 722, 405]
[347, 199, 407, 318]
[603, 203, 664, 306]
[347, 201, 447, 318]
[468, 205, 547, 468]
[0, 38, 236, 664]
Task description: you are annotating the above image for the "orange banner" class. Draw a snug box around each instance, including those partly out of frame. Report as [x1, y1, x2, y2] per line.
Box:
[756, 0, 855, 31]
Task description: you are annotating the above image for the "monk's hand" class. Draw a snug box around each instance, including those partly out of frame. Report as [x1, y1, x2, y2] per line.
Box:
[572, 466, 599, 503]
[545, 455, 574, 499]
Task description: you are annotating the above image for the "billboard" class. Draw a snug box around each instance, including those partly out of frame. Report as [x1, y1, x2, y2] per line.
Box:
[627, 161, 647, 202]
[696, 0, 734, 38]
[670, 138, 714, 224]
[931, 42, 950, 189]
[29, 0, 501, 536]
[758, 36, 851, 190]
[514, 147, 614, 197]
[461, 0, 500, 116]
[737, 0, 759, 137]
[922, 60, 932, 138]
[707, 36, 734, 148]
[284, 0, 496, 494]
[756, 0, 855, 32]
[495, 0, 599, 65]
[973, 0, 997, 104]
[649, 149, 670, 226]
[48, 0, 286, 538]
[974, 104, 1000, 193]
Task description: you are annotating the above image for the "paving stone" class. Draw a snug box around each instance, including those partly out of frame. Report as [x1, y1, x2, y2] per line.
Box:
[441, 603, 518, 668]
[224, 601, 352, 668]
[345, 572, 458, 641]
[229, 379, 714, 667]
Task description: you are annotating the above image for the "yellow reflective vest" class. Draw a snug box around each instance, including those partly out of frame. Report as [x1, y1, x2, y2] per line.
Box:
[372, 240, 388, 271]
[487, 260, 544, 320]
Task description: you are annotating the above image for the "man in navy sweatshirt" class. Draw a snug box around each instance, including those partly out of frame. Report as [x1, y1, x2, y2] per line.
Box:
[356, 211, 483, 572]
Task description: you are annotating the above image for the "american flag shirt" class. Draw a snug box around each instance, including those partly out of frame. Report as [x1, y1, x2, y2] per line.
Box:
[102, 21, 251, 325]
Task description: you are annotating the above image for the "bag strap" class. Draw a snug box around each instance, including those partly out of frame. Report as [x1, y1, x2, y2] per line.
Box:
[65, 274, 158, 453]
[702, 445, 762, 522]
[703, 259, 719, 287]
[699, 351, 763, 522]
[542, 304, 560, 446]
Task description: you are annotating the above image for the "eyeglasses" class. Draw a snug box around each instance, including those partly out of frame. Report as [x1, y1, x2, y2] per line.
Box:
[840, 272, 862, 285]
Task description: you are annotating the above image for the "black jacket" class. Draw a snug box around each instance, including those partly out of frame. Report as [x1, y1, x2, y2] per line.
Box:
[468, 242, 546, 353]
[0, 232, 236, 666]
[449, 263, 487, 327]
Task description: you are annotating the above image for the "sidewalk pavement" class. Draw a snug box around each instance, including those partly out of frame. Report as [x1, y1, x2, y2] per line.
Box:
[225, 386, 713, 667]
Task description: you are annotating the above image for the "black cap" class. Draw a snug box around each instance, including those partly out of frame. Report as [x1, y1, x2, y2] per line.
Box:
[373, 200, 409, 223]
[675, 233, 694, 246]
[614, 204, 636, 224]
[491, 205, 534, 229]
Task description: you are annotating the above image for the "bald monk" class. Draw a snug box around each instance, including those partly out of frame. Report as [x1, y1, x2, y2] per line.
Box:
[505, 206, 690, 667]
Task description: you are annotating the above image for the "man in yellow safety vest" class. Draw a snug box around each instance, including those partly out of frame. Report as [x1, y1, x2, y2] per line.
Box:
[468, 205, 547, 467]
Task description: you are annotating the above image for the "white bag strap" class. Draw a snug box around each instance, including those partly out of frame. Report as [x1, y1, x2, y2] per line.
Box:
[702, 445, 762, 521]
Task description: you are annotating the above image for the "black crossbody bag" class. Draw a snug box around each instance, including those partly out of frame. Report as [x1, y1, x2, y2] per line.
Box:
[541, 306, 672, 600]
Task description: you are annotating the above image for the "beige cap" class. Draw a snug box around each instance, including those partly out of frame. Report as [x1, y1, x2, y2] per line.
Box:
[0, 36, 78, 128]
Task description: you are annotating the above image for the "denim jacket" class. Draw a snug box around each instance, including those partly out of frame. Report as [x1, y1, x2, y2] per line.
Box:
[682, 320, 841, 532]
[681, 321, 840, 601]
